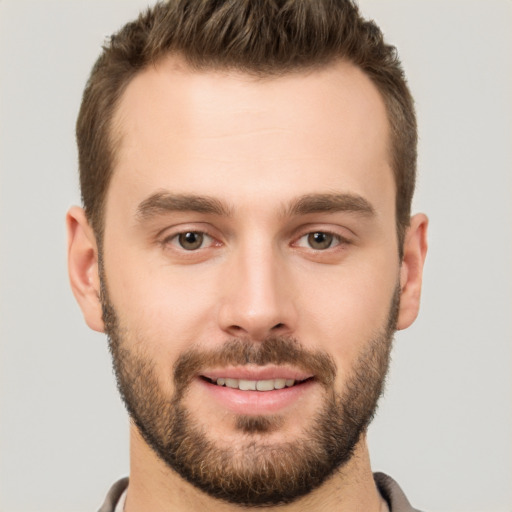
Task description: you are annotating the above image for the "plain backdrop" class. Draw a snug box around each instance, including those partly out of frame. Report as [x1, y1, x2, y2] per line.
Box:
[0, 1, 511, 511]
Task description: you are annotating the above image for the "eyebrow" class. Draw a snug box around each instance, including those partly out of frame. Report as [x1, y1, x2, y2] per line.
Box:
[136, 192, 232, 220]
[135, 191, 375, 222]
[286, 193, 375, 217]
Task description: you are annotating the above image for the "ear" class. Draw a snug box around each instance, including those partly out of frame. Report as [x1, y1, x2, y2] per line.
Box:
[397, 213, 428, 330]
[66, 206, 104, 332]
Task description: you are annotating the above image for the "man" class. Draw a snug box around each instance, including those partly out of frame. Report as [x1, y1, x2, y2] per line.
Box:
[66, 0, 428, 511]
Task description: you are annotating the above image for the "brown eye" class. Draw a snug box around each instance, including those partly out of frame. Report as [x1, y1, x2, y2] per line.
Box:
[178, 232, 204, 250]
[307, 232, 334, 250]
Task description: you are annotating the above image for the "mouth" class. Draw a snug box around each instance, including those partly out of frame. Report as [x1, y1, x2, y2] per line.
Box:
[196, 369, 317, 415]
[200, 376, 314, 391]
[195, 366, 317, 415]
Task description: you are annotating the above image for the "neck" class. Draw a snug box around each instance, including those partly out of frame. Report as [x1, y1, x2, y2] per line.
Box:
[125, 426, 384, 512]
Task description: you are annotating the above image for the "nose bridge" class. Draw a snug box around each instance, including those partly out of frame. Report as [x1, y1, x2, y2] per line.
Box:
[218, 233, 296, 339]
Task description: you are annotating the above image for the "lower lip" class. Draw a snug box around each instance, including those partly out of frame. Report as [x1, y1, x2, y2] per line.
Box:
[197, 378, 316, 415]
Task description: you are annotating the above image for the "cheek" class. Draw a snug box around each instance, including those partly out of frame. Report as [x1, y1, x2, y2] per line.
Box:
[294, 259, 398, 376]
[105, 253, 223, 355]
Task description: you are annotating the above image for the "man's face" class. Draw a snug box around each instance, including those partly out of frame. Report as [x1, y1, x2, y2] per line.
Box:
[99, 58, 402, 505]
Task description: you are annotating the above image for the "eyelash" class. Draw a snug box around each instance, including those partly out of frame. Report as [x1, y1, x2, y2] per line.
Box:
[293, 231, 349, 251]
[161, 230, 218, 251]
[161, 228, 350, 253]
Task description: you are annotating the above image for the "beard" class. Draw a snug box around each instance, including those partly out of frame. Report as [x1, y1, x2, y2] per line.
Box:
[101, 278, 399, 507]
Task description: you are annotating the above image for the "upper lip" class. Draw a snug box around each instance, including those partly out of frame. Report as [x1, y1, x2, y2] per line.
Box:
[199, 365, 313, 382]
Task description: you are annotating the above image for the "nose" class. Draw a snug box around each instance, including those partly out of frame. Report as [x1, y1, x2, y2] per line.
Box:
[217, 241, 298, 341]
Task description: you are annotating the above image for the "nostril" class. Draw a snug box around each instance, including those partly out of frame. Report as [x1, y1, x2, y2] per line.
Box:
[272, 323, 285, 330]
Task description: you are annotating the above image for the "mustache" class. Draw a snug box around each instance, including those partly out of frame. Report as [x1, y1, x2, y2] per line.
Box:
[173, 336, 337, 395]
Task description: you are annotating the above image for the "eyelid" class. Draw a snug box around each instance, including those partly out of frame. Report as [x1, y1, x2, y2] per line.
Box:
[156, 222, 353, 252]
[291, 225, 353, 246]
[293, 231, 349, 250]
[158, 224, 222, 250]
[166, 231, 214, 250]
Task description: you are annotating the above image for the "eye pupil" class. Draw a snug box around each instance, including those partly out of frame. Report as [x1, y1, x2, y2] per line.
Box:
[178, 232, 204, 250]
[308, 232, 333, 250]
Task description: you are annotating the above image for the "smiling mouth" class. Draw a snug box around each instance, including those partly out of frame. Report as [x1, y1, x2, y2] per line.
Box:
[200, 376, 313, 391]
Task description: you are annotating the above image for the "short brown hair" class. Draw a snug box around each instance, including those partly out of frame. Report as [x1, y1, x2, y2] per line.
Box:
[77, 0, 417, 250]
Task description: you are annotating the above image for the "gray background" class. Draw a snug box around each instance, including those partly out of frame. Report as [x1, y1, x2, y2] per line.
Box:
[0, 1, 511, 511]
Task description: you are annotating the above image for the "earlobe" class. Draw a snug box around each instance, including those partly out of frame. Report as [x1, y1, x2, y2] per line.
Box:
[66, 206, 105, 332]
[397, 213, 428, 330]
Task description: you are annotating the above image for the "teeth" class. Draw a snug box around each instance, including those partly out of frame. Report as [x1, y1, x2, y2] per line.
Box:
[274, 378, 286, 389]
[214, 378, 297, 391]
[239, 379, 257, 391]
[225, 378, 238, 389]
[256, 379, 275, 391]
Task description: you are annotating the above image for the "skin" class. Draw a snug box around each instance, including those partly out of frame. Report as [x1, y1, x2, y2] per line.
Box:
[67, 57, 428, 512]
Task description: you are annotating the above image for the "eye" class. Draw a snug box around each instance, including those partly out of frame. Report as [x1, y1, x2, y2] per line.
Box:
[308, 232, 335, 250]
[170, 231, 212, 251]
[296, 231, 343, 250]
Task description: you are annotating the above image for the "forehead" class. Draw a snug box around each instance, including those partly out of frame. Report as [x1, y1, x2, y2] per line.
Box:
[108, 57, 393, 215]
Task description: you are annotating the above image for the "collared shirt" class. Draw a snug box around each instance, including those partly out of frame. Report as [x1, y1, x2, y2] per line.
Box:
[99, 472, 422, 512]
